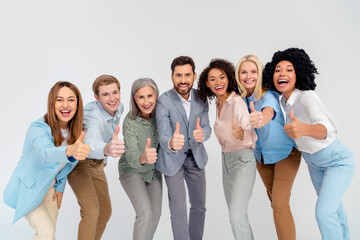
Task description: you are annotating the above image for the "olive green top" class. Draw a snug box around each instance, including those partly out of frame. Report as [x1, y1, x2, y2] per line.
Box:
[118, 112, 161, 183]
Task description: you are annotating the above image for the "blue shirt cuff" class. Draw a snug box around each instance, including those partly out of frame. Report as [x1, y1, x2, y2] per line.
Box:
[67, 156, 77, 162]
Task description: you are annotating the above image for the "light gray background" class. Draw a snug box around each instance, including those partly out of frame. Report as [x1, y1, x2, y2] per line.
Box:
[1, 0, 359, 239]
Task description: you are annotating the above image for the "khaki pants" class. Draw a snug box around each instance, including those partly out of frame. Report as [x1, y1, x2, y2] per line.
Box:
[68, 159, 111, 240]
[256, 148, 301, 240]
[25, 181, 58, 240]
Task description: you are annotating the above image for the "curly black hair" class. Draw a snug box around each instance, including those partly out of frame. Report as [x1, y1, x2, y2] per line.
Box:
[263, 48, 318, 93]
[197, 58, 239, 102]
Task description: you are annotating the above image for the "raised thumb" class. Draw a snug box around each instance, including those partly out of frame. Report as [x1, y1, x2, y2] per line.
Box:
[113, 125, 120, 140]
[77, 131, 85, 143]
[289, 110, 297, 122]
[196, 117, 201, 129]
[232, 118, 237, 130]
[250, 101, 256, 112]
[174, 122, 180, 134]
[145, 138, 151, 149]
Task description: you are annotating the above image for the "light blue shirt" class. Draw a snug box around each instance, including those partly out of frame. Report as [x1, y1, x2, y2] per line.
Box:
[244, 90, 295, 164]
[83, 100, 124, 160]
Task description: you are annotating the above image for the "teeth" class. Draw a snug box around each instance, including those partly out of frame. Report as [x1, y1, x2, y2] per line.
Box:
[278, 80, 288, 83]
[215, 86, 224, 90]
[60, 110, 70, 113]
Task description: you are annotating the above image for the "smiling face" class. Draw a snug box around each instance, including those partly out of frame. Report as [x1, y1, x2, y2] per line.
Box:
[206, 68, 229, 100]
[95, 82, 121, 117]
[238, 61, 258, 96]
[171, 64, 196, 100]
[134, 85, 157, 121]
[55, 87, 78, 129]
[273, 60, 297, 100]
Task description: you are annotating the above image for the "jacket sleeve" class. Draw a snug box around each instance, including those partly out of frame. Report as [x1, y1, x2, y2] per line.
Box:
[156, 96, 176, 154]
[53, 161, 78, 192]
[27, 122, 69, 163]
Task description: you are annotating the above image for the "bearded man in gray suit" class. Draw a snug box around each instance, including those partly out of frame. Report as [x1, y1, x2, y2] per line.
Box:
[156, 56, 211, 240]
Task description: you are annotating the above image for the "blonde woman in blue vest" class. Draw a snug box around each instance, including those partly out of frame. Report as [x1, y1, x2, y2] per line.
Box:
[3, 81, 91, 240]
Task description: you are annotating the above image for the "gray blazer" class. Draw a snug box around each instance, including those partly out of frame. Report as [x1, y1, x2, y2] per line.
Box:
[155, 88, 211, 176]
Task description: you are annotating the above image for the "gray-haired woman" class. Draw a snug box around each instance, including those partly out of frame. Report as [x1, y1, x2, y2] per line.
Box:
[118, 78, 162, 240]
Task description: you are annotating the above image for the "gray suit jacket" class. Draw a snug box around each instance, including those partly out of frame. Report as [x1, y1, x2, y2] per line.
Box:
[155, 88, 211, 176]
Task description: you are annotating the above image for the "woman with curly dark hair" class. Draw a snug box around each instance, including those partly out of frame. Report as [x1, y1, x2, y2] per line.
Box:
[264, 48, 355, 240]
[236, 54, 301, 240]
[197, 59, 257, 240]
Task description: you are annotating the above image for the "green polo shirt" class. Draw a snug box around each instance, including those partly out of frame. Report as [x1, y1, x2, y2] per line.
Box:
[118, 113, 161, 183]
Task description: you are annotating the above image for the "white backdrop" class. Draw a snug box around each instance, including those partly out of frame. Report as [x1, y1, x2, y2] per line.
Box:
[1, 0, 359, 239]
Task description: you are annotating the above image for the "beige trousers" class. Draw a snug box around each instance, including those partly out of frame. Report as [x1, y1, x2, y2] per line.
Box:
[25, 181, 58, 240]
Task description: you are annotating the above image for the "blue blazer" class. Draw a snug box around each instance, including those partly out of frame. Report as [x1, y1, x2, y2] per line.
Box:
[3, 118, 78, 223]
[155, 88, 211, 176]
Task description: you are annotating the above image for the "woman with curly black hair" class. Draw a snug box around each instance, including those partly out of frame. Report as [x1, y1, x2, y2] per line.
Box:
[264, 48, 355, 240]
[197, 59, 257, 240]
[236, 54, 301, 240]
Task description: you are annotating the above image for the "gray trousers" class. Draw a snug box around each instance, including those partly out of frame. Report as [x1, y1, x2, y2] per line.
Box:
[222, 148, 256, 240]
[120, 173, 162, 240]
[165, 152, 206, 240]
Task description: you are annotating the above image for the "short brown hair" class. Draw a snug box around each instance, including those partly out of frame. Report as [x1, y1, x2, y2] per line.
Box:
[171, 56, 195, 74]
[45, 81, 84, 146]
[92, 74, 120, 96]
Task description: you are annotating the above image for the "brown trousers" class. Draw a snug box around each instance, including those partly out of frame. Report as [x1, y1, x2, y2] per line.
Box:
[256, 148, 301, 240]
[68, 159, 112, 240]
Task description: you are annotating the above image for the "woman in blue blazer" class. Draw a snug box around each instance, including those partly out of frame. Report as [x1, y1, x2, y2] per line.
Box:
[3, 81, 91, 240]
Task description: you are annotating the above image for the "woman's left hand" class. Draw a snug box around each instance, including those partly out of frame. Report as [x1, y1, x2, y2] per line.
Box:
[52, 191, 64, 209]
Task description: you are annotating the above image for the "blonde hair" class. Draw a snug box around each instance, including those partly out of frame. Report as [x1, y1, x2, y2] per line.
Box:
[235, 54, 266, 101]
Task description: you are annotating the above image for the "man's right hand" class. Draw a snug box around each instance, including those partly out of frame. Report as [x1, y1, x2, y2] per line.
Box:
[104, 125, 125, 158]
[169, 122, 185, 151]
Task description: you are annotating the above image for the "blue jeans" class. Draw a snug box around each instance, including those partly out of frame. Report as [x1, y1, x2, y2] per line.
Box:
[302, 139, 355, 240]
[222, 148, 256, 240]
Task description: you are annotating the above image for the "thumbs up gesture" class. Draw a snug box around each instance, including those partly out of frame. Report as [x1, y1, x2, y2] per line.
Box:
[193, 117, 204, 143]
[140, 138, 157, 165]
[232, 118, 244, 141]
[284, 111, 304, 139]
[104, 125, 125, 158]
[249, 101, 265, 129]
[169, 122, 185, 151]
[66, 131, 91, 160]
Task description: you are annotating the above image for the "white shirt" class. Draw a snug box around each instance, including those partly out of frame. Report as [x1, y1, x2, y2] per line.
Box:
[59, 128, 69, 172]
[176, 91, 192, 121]
[280, 89, 337, 154]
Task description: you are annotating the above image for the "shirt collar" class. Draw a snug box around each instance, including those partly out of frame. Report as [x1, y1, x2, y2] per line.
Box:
[247, 92, 255, 103]
[96, 101, 120, 121]
[281, 89, 301, 107]
[216, 91, 236, 106]
[134, 115, 154, 125]
[176, 90, 192, 103]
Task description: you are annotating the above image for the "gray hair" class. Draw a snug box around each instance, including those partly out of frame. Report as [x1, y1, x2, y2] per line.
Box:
[130, 78, 159, 118]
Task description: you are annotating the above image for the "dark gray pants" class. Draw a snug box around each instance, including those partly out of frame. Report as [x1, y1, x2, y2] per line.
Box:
[165, 153, 206, 240]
